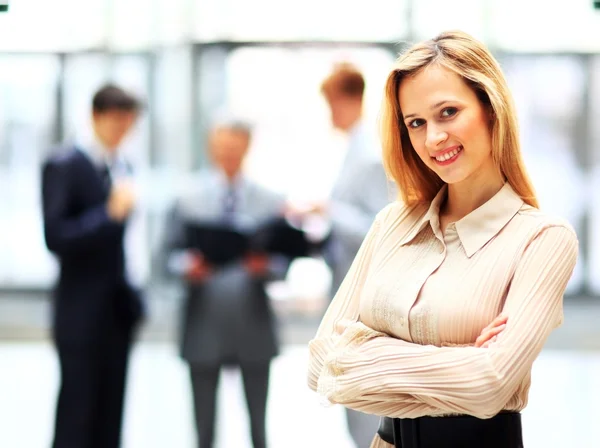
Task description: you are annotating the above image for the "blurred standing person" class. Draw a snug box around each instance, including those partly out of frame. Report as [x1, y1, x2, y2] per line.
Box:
[42, 84, 145, 448]
[163, 117, 288, 448]
[320, 63, 393, 305]
[312, 63, 393, 447]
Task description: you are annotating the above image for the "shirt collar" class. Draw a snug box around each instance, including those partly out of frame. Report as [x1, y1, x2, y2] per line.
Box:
[400, 182, 524, 257]
[80, 135, 121, 167]
[213, 167, 246, 191]
[348, 119, 364, 138]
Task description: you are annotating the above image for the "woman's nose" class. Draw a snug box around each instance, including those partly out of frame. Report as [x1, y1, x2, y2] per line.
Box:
[425, 125, 448, 149]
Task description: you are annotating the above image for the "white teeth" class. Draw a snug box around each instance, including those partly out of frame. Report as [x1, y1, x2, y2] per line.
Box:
[435, 147, 462, 162]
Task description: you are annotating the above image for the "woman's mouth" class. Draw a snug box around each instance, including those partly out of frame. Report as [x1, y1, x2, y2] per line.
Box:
[432, 146, 463, 166]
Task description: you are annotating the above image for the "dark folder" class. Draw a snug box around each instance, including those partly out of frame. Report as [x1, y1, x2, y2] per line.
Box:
[184, 223, 249, 266]
[250, 217, 313, 258]
[184, 217, 315, 266]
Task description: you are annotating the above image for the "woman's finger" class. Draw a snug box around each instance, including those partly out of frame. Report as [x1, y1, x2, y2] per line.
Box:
[479, 324, 506, 342]
[475, 324, 506, 347]
[488, 314, 508, 329]
[483, 335, 498, 348]
[487, 323, 506, 337]
[480, 315, 508, 334]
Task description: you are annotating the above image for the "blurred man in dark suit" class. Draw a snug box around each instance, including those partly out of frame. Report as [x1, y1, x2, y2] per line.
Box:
[41, 84, 144, 448]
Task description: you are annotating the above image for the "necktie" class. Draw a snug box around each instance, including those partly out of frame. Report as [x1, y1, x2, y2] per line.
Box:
[222, 186, 236, 224]
[99, 163, 112, 190]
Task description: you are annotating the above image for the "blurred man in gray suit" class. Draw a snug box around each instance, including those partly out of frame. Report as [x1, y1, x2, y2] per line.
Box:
[163, 118, 288, 448]
[304, 63, 392, 447]
[321, 64, 393, 300]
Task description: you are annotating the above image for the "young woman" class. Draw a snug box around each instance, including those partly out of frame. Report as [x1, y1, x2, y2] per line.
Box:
[307, 30, 578, 448]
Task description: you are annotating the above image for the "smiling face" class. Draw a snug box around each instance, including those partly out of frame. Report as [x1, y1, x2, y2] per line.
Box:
[398, 64, 497, 187]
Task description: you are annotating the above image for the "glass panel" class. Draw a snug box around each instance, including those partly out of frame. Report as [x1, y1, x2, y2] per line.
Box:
[152, 47, 194, 171]
[154, 0, 192, 46]
[0, 0, 187, 52]
[148, 47, 194, 265]
[110, 0, 154, 51]
[411, 0, 488, 42]
[193, 0, 407, 42]
[0, 0, 105, 51]
[489, 0, 600, 52]
[588, 56, 600, 295]
[0, 55, 61, 287]
[502, 55, 588, 293]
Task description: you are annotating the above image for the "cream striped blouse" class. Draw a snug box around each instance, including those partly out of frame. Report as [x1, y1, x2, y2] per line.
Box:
[307, 182, 578, 447]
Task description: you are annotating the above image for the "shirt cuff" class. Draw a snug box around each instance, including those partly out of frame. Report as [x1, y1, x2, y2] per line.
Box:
[167, 250, 194, 275]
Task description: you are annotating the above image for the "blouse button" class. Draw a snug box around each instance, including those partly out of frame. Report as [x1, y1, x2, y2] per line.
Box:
[399, 316, 406, 326]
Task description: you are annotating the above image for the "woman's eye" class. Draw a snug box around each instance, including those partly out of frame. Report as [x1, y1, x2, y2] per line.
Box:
[408, 118, 425, 129]
[441, 107, 458, 118]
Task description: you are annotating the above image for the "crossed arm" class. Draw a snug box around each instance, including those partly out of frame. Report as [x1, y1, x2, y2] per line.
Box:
[307, 215, 578, 419]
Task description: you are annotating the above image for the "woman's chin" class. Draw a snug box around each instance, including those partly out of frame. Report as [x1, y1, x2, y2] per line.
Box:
[435, 170, 468, 186]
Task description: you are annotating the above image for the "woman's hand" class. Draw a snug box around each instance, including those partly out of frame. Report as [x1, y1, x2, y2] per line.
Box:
[475, 314, 508, 348]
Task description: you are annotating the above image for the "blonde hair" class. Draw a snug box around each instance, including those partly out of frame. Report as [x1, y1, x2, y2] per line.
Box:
[380, 30, 538, 208]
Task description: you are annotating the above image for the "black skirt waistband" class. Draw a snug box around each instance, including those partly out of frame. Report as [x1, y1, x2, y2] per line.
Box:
[377, 411, 523, 448]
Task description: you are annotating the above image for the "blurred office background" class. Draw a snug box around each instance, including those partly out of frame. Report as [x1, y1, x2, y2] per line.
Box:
[1, 0, 600, 447]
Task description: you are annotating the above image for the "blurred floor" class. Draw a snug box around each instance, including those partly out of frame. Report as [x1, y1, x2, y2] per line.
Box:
[1, 293, 600, 447]
[1, 342, 356, 448]
[0, 342, 600, 448]
[0, 342, 599, 448]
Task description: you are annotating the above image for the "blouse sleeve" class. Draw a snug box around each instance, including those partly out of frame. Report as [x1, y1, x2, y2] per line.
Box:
[307, 203, 443, 416]
[316, 224, 578, 419]
[307, 209, 383, 392]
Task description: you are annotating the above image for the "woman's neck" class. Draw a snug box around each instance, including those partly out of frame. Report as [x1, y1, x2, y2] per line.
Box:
[443, 171, 505, 221]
